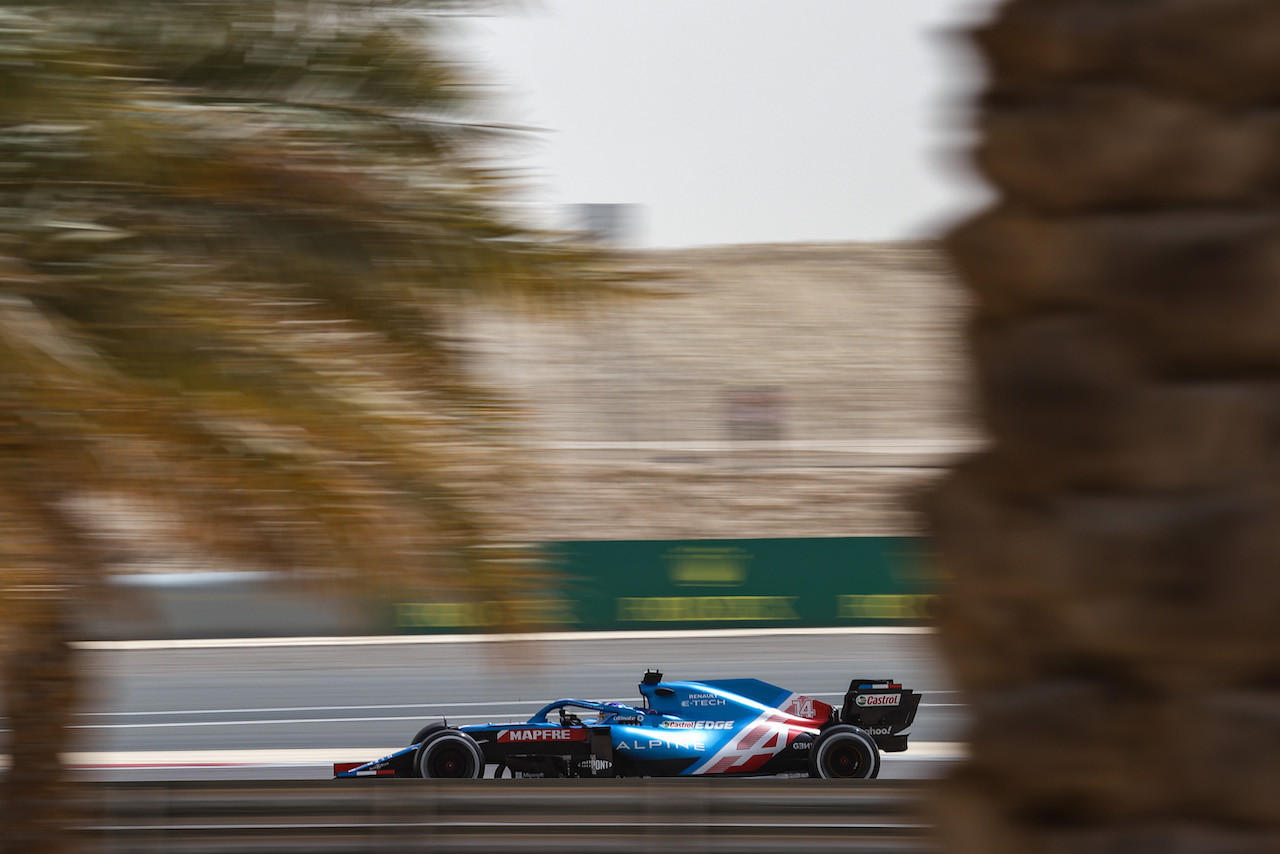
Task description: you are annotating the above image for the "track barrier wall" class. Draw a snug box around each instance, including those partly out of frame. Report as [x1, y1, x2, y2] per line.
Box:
[79, 778, 939, 854]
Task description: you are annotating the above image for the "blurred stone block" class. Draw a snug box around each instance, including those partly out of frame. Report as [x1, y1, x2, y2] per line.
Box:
[977, 90, 1277, 211]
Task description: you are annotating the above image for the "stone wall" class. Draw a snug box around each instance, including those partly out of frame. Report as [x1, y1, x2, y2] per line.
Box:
[932, 2, 1280, 851]
[460, 242, 978, 541]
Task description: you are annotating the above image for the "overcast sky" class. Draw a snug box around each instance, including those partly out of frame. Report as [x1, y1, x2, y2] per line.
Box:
[461, 0, 1001, 247]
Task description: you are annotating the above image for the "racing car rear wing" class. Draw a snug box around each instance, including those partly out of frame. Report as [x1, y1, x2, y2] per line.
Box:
[839, 678, 920, 752]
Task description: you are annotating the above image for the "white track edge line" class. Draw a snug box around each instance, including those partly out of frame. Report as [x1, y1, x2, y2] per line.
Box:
[74, 625, 936, 651]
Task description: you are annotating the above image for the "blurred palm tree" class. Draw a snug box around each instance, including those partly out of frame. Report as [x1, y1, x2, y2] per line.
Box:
[0, 2, 629, 848]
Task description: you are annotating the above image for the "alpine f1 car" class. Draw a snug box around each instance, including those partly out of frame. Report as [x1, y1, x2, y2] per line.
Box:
[334, 670, 920, 780]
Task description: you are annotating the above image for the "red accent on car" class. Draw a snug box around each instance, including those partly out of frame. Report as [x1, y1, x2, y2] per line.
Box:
[734, 751, 776, 774]
[780, 694, 834, 725]
[735, 724, 771, 751]
[703, 756, 743, 775]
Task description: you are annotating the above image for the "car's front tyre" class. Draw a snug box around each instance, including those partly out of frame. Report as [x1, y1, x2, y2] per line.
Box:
[808, 724, 881, 779]
[416, 729, 485, 779]
[410, 722, 447, 747]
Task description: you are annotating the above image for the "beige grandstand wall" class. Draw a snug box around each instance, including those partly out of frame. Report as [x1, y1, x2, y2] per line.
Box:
[464, 242, 979, 541]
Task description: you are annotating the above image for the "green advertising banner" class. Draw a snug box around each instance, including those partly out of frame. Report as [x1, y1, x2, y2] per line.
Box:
[395, 537, 942, 633]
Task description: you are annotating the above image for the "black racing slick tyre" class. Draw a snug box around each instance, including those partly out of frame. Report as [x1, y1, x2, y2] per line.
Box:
[809, 724, 881, 779]
[410, 723, 448, 747]
[416, 729, 485, 779]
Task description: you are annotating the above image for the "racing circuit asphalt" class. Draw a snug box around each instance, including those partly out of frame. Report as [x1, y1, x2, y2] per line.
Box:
[61, 629, 969, 781]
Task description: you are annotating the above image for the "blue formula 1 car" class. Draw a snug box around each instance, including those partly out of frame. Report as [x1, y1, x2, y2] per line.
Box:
[335, 670, 920, 780]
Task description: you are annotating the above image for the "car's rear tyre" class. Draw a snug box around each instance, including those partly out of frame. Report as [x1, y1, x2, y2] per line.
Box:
[809, 724, 880, 779]
[416, 729, 485, 779]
